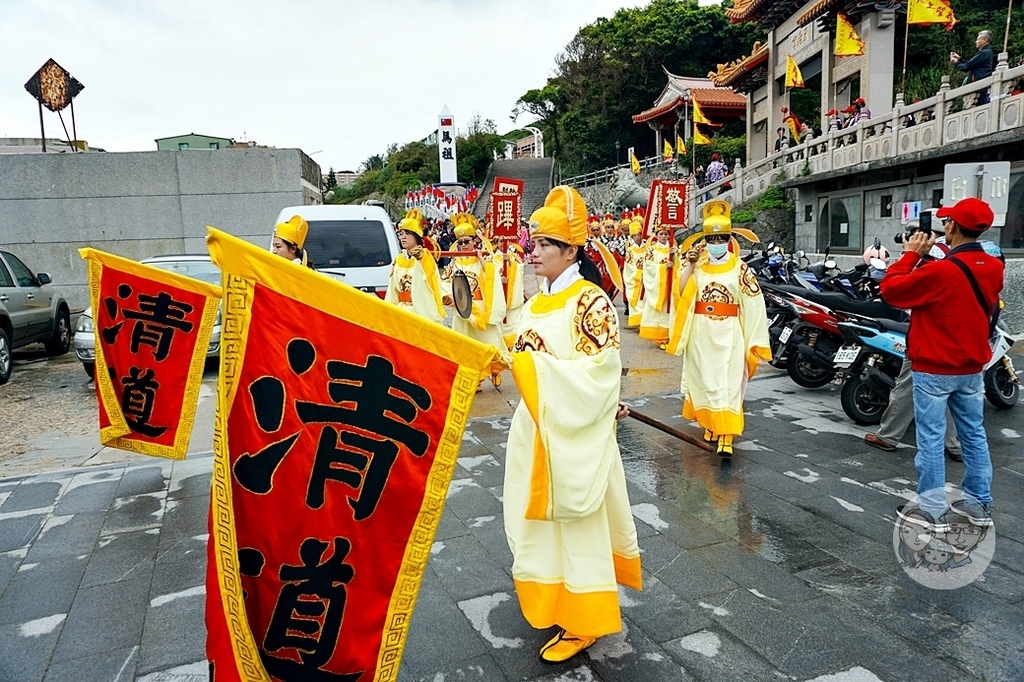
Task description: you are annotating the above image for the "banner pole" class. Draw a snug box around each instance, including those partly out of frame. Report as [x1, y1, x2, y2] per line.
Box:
[1004, 0, 1014, 54]
[901, 12, 910, 95]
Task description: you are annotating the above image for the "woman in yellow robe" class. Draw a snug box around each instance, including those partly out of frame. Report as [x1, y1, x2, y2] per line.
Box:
[622, 220, 647, 328]
[638, 225, 677, 346]
[441, 214, 508, 387]
[385, 210, 446, 323]
[506, 186, 641, 664]
[667, 201, 772, 456]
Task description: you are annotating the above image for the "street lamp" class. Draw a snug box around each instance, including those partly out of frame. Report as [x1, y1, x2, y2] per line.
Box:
[615, 140, 621, 166]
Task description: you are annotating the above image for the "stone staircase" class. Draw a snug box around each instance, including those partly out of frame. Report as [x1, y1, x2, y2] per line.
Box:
[472, 158, 555, 223]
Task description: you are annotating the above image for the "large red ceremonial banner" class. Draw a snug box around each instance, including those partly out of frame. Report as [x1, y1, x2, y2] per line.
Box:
[79, 248, 221, 460]
[204, 229, 498, 682]
[641, 180, 689, 239]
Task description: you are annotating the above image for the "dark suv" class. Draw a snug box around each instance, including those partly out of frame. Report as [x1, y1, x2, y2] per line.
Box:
[0, 249, 72, 385]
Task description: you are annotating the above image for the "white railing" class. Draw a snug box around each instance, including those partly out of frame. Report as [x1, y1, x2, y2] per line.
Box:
[713, 58, 1024, 225]
[560, 154, 676, 188]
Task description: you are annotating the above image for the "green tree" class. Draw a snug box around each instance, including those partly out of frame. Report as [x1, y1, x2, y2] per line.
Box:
[515, 0, 761, 174]
[325, 166, 337, 190]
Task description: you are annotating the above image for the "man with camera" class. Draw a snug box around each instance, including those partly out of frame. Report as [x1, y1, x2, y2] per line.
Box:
[865, 213, 963, 460]
[880, 197, 1004, 528]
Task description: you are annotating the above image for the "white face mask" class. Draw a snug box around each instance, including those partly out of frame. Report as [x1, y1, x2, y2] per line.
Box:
[706, 243, 729, 258]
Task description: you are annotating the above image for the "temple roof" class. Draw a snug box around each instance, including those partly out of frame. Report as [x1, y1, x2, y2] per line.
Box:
[708, 41, 770, 93]
[727, 0, 810, 29]
[632, 69, 744, 125]
[797, 0, 877, 27]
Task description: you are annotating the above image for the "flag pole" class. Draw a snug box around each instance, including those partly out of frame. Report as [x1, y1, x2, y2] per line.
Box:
[1004, 0, 1014, 54]
[901, 10, 910, 95]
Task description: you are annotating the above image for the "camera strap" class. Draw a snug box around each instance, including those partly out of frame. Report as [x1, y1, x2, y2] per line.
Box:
[947, 255, 999, 337]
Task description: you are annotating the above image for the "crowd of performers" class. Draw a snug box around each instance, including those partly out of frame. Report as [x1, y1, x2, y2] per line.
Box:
[302, 185, 768, 664]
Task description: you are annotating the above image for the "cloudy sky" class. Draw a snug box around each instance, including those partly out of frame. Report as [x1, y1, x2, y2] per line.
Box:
[2, 0, 724, 172]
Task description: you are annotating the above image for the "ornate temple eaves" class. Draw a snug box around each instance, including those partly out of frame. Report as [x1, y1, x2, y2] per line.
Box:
[709, 41, 770, 93]
[727, 0, 810, 29]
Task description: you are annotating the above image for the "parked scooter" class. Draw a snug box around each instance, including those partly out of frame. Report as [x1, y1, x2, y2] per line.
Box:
[832, 317, 908, 425]
[833, 316, 1019, 424]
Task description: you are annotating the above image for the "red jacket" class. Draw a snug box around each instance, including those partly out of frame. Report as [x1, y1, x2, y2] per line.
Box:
[880, 243, 1004, 375]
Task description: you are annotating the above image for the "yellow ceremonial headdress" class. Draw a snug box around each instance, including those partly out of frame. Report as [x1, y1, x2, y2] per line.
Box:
[629, 219, 643, 236]
[274, 215, 308, 249]
[701, 200, 732, 236]
[398, 208, 424, 238]
[529, 185, 588, 247]
[453, 213, 478, 240]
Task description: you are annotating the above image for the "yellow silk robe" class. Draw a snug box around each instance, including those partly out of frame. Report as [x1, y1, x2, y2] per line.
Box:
[622, 238, 647, 328]
[442, 252, 508, 378]
[506, 278, 642, 638]
[667, 253, 771, 436]
[384, 249, 446, 323]
[502, 248, 526, 349]
[638, 241, 675, 343]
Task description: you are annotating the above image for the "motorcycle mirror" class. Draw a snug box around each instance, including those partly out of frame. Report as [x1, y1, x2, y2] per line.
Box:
[869, 257, 887, 270]
[873, 237, 882, 250]
[824, 258, 837, 269]
[824, 241, 831, 257]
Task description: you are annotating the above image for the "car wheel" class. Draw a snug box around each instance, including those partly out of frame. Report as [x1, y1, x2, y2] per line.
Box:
[44, 308, 71, 356]
[0, 327, 12, 386]
[84, 362, 95, 380]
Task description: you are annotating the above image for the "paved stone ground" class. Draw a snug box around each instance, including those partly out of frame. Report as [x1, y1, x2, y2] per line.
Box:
[1, 363, 1022, 681]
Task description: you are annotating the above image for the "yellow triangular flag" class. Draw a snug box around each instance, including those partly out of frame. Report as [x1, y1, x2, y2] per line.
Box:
[835, 14, 866, 57]
[693, 126, 712, 146]
[785, 55, 805, 88]
[630, 149, 641, 175]
[676, 134, 686, 155]
[907, 0, 957, 29]
[692, 98, 710, 125]
[663, 139, 674, 161]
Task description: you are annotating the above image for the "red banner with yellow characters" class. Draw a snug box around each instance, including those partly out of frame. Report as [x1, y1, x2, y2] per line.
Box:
[204, 228, 500, 682]
[642, 179, 689, 239]
[79, 248, 221, 460]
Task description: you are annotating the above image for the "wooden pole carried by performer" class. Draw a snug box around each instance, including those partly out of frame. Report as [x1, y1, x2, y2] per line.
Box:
[627, 408, 716, 453]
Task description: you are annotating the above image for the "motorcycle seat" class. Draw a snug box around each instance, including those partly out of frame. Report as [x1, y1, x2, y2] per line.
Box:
[771, 286, 906, 321]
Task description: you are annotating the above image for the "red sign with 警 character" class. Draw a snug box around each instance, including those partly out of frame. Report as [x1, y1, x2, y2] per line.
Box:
[79, 248, 221, 460]
[642, 179, 689, 239]
[204, 229, 498, 682]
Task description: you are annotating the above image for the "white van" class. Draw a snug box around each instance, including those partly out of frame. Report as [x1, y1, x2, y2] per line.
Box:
[273, 204, 400, 298]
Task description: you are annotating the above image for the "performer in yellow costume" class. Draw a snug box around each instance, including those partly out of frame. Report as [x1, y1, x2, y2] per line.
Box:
[441, 213, 508, 388]
[385, 209, 446, 323]
[502, 242, 526, 349]
[638, 224, 677, 347]
[667, 200, 771, 456]
[622, 219, 647, 328]
[506, 185, 642, 664]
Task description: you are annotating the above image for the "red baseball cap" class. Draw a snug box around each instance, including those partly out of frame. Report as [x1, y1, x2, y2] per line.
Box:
[935, 197, 994, 233]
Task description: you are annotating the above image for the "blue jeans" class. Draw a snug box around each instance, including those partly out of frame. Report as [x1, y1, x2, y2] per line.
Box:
[912, 371, 992, 515]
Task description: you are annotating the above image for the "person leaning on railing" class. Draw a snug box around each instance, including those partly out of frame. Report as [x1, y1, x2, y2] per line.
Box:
[951, 30, 995, 105]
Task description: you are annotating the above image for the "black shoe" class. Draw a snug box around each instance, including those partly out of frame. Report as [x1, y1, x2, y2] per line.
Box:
[945, 448, 963, 462]
[950, 499, 993, 528]
[896, 504, 948, 533]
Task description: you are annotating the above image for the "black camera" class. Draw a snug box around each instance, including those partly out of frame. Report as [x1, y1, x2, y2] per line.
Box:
[894, 212, 936, 244]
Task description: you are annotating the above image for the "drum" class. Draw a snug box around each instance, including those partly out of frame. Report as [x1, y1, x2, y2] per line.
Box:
[451, 270, 473, 319]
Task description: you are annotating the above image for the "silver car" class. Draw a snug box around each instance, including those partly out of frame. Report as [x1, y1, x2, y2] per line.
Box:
[74, 254, 222, 379]
[0, 249, 72, 385]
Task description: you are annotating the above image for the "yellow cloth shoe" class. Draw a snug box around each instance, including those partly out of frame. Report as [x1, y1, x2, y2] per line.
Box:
[491, 372, 502, 388]
[717, 435, 733, 458]
[703, 429, 717, 443]
[539, 629, 597, 664]
[476, 381, 484, 393]
[658, 342, 668, 350]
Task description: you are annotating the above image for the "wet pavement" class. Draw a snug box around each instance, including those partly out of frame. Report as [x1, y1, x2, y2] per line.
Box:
[0, 362, 1022, 681]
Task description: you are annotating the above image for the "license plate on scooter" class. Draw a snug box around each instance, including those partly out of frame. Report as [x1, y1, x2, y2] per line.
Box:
[834, 345, 860, 367]
[779, 326, 793, 344]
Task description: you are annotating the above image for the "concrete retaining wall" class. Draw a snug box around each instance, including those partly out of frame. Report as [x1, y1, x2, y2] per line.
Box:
[0, 148, 317, 310]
